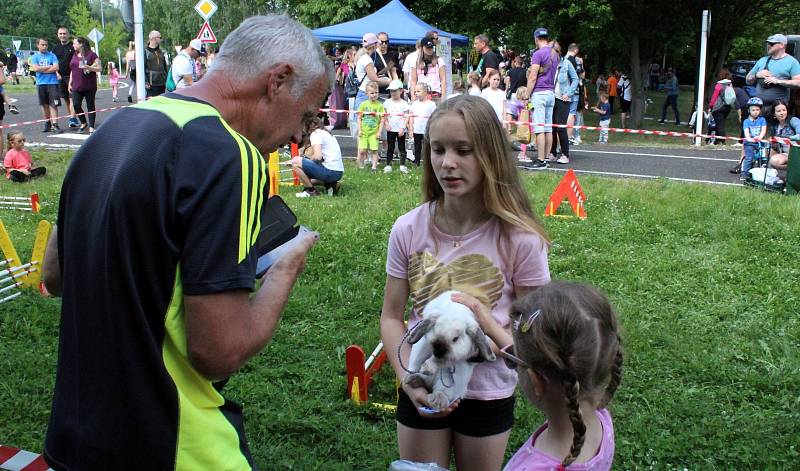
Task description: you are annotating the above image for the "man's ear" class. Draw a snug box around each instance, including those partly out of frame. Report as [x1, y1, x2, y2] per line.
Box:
[265, 63, 295, 99]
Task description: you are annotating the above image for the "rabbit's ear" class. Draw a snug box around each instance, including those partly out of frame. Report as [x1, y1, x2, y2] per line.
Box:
[407, 318, 435, 344]
[467, 326, 496, 363]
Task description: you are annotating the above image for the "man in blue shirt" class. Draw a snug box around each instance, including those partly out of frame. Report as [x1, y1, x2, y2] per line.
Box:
[658, 69, 680, 125]
[29, 38, 63, 133]
[746, 33, 800, 120]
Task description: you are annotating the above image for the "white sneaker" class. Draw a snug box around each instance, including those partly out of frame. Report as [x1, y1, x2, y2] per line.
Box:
[574, 138, 582, 145]
[384, 165, 393, 173]
[518, 152, 532, 163]
[556, 155, 570, 164]
[399, 165, 409, 174]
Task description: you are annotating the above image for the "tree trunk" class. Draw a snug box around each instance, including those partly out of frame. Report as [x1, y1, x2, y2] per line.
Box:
[628, 35, 645, 129]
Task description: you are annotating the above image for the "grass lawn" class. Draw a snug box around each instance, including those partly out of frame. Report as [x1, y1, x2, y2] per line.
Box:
[2, 80, 113, 95]
[1, 149, 799, 469]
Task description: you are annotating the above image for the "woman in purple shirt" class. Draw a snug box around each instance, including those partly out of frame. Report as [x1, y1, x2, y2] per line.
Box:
[68, 37, 101, 133]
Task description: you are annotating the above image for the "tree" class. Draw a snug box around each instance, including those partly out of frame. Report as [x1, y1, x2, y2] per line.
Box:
[67, 0, 127, 65]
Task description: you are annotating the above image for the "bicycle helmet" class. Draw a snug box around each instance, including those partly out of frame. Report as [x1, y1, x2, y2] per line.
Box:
[747, 97, 763, 107]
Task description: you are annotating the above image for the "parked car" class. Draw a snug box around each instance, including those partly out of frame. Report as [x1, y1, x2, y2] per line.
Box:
[726, 60, 755, 88]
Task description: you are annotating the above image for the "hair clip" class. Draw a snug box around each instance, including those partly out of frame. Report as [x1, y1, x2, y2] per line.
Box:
[514, 309, 541, 333]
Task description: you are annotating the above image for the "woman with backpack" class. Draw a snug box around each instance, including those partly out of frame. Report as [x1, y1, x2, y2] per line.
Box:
[708, 68, 735, 145]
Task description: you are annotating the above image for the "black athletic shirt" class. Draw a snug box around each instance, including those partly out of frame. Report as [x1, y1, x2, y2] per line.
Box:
[51, 41, 74, 77]
[45, 94, 268, 471]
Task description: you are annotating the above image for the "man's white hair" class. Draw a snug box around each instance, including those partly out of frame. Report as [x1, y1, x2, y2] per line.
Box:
[148, 30, 160, 40]
[212, 14, 333, 98]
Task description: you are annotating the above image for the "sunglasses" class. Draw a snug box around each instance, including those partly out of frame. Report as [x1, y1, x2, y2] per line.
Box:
[497, 344, 531, 369]
[379, 40, 389, 44]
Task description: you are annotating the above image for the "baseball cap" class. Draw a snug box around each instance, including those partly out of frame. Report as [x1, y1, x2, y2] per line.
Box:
[362, 33, 379, 47]
[420, 36, 435, 48]
[766, 34, 787, 44]
[387, 79, 404, 90]
[189, 38, 207, 56]
[533, 28, 549, 39]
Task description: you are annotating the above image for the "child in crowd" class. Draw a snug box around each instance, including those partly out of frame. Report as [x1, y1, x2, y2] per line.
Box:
[107, 62, 120, 102]
[4, 131, 46, 182]
[468, 72, 482, 96]
[446, 77, 466, 100]
[357, 82, 385, 171]
[409, 83, 436, 166]
[504, 86, 529, 133]
[0, 63, 19, 115]
[381, 96, 551, 471]
[592, 93, 612, 144]
[383, 79, 412, 173]
[499, 281, 622, 470]
[741, 97, 768, 180]
[481, 71, 506, 122]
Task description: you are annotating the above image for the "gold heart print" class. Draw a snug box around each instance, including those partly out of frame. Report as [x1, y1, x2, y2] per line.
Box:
[407, 251, 504, 314]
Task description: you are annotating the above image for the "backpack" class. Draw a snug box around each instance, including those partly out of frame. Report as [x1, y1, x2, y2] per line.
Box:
[723, 83, 737, 106]
[166, 64, 176, 92]
[344, 67, 362, 98]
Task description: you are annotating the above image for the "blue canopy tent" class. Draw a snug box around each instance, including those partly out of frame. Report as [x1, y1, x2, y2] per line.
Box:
[312, 0, 468, 46]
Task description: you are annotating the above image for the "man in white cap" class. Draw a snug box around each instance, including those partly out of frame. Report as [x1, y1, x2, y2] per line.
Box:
[172, 38, 207, 89]
[746, 33, 800, 119]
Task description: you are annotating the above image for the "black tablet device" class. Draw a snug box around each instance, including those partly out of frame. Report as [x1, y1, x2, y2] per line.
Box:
[255, 196, 312, 277]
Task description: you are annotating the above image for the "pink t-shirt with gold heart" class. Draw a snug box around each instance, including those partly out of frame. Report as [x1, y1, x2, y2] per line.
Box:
[386, 202, 551, 400]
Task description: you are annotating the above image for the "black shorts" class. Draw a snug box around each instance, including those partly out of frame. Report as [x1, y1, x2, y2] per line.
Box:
[0, 101, 5, 120]
[620, 99, 631, 113]
[37, 84, 62, 107]
[59, 79, 71, 100]
[396, 388, 515, 437]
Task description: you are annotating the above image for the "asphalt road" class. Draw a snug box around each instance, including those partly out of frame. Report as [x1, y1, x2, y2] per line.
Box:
[3, 86, 744, 186]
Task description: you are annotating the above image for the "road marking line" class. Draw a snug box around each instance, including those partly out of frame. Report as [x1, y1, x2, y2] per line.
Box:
[572, 149, 739, 162]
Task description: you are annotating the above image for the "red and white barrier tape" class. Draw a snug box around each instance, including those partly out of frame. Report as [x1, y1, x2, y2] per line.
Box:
[2, 101, 795, 147]
[0, 445, 53, 471]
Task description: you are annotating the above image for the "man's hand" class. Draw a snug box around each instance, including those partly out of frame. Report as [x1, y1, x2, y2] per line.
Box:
[763, 75, 782, 86]
[756, 69, 773, 79]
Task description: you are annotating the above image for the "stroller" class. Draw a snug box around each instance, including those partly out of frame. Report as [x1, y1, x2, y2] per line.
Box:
[688, 109, 716, 144]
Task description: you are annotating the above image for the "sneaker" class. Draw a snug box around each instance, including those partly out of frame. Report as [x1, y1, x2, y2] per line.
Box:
[8, 104, 19, 114]
[51, 123, 64, 134]
[574, 137, 582, 145]
[127, 95, 133, 103]
[517, 152, 533, 163]
[384, 165, 393, 174]
[68, 117, 80, 128]
[530, 159, 548, 169]
[568, 138, 577, 146]
[657, 119, 665, 124]
[325, 181, 342, 196]
[295, 189, 320, 198]
[675, 121, 681, 126]
[733, 143, 743, 148]
[547, 154, 558, 162]
[112, 97, 118, 103]
[729, 164, 741, 175]
[42, 122, 52, 133]
[399, 165, 409, 174]
[78, 124, 89, 134]
[556, 155, 570, 164]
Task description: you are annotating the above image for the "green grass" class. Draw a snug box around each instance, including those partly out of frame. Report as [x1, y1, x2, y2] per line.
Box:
[1, 150, 799, 469]
[2, 80, 112, 96]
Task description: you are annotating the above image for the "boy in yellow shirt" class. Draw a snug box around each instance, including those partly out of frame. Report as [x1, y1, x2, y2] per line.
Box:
[357, 82, 385, 171]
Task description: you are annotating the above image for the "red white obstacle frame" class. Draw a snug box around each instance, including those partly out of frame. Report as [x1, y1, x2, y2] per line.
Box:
[0, 194, 40, 213]
[0, 444, 53, 471]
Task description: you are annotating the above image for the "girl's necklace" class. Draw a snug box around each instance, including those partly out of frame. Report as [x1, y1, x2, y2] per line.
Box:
[437, 204, 487, 248]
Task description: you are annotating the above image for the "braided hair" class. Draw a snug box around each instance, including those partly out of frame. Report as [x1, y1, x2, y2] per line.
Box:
[510, 281, 623, 467]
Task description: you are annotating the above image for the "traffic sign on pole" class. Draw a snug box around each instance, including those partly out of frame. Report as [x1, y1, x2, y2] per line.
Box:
[196, 22, 218, 44]
[12, 40, 21, 51]
[194, 0, 217, 21]
[87, 28, 104, 44]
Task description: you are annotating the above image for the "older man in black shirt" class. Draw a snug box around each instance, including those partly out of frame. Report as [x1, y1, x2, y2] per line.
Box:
[51, 26, 79, 128]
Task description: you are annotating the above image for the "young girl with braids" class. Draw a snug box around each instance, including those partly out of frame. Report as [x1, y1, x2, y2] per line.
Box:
[457, 281, 622, 470]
